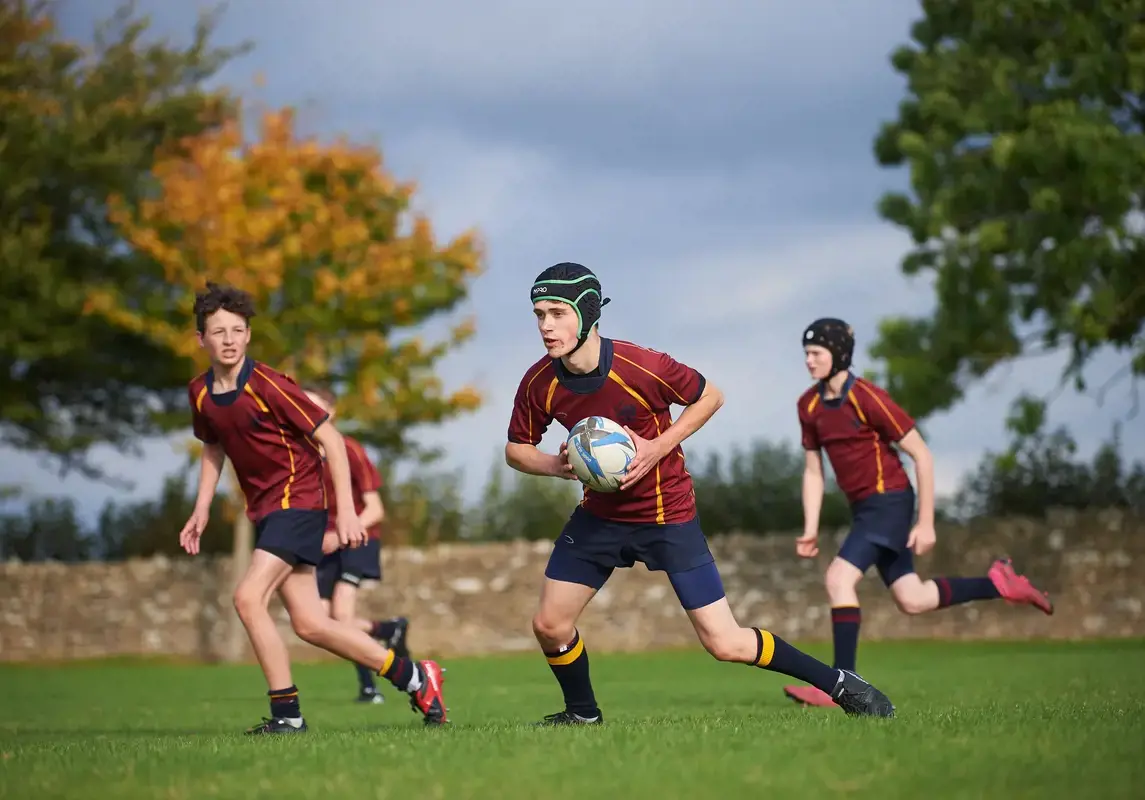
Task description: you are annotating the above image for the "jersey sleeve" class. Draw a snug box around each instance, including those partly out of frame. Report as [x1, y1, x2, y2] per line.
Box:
[188, 384, 219, 445]
[346, 439, 382, 493]
[634, 350, 706, 409]
[856, 381, 915, 443]
[364, 460, 383, 491]
[507, 367, 553, 446]
[255, 368, 330, 437]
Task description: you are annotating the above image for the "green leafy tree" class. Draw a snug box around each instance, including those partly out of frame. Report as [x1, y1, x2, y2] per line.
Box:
[0, 497, 90, 561]
[379, 468, 468, 546]
[87, 102, 483, 460]
[95, 471, 233, 559]
[471, 454, 581, 541]
[86, 100, 485, 620]
[954, 394, 1145, 519]
[0, 0, 245, 477]
[692, 440, 853, 535]
[0, 465, 234, 562]
[871, 0, 1145, 420]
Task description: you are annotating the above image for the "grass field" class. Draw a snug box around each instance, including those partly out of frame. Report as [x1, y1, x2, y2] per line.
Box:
[2, 640, 1143, 799]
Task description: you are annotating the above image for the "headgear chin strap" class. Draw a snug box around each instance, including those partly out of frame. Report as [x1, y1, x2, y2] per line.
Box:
[531, 262, 611, 355]
[803, 317, 855, 380]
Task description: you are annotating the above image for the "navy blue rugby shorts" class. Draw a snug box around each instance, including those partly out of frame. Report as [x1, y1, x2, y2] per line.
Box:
[255, 509, 327, 567]
[837, 488, 917, 587]
[544, 506, 725, 610]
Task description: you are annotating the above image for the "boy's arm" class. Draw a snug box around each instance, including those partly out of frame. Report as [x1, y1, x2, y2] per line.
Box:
[193, 442, 226, 514]
[506, 367, 565, 477]
[617, 350, 719, 490]
[896, 429, 935, 527]
[181, 442, 225, 555]
[855, 381, 931, 526]
[652, 381, 724, 453]
[345, 439, 385, 531]
[505, 442, 571, 478]
[359, 491, 384, 530]
[801, 449, 825, 536]
[794, 399, 824, 557]
[312, 421, 363, 545]
[619, 381, 723, 490]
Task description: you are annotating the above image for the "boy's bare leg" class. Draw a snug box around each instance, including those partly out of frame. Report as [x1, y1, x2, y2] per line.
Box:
[232, 550, 304, 733]
[279, 568, 448, 725]
[329, 580, 383, 702]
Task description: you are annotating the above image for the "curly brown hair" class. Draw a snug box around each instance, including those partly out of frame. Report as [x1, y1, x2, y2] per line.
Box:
[193, 282, 257, 333]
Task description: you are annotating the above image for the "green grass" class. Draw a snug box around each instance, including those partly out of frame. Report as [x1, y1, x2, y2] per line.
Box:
[2, 640, 1143, 799]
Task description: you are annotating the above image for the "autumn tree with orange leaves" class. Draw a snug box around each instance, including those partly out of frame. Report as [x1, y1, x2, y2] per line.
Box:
[87, 104, 484, 458]
[87, 103, 483, 656]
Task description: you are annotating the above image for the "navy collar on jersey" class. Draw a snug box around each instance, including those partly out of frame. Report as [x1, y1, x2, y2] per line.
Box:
[553, 337, 613, 395]
[817, 370, 856, 408]
[205, 357, 255, 407]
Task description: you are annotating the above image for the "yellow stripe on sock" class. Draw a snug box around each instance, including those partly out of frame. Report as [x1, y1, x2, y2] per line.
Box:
[546, 635, 585, 666]
[378, 649, 395, 676]
[756, 629, 776, 667]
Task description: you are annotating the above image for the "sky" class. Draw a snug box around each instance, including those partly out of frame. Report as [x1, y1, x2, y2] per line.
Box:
[2, 0, 1135, 522]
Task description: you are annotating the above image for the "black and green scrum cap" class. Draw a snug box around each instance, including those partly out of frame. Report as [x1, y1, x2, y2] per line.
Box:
[530, 262, 611, 340]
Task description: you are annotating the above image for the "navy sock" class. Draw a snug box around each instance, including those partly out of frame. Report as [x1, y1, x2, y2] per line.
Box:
[370, 620, 398, 640]
[543, 630, 600, 718]
[831, 606, 861, 672]
[379, 654, 416, 692]
[354, 662, 377, 691]
[752, 628, 840, 696]
[935, 577, 1001, 608]
[268, 685, 301, 719]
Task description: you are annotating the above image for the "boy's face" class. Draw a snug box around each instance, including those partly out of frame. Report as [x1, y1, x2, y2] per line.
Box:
[804, 344, 833, 380]
[304, 391, 335, 420]
[533, 300, 580, 358]
[198, 308, 251, 368]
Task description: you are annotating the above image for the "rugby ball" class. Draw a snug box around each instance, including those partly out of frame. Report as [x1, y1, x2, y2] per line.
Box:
[566, 416, 637, 493]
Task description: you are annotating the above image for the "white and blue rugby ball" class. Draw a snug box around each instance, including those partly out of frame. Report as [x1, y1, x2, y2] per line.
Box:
[566, 416, 637, 493]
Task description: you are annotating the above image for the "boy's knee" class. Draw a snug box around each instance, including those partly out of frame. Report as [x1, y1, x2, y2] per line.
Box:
[330, 601, 354, 623]
[233, 583, 264, 621]
[825, 562, 861, 598]
[699, 631, 740, 663]
[891, 588, 930, 615]
[291, 612, 331, 645]
[532, 611, 575, 648]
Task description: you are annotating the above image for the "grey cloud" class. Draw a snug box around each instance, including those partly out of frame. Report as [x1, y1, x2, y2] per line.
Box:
[63, 0, 917, 172]
[242, 0, 914, 101]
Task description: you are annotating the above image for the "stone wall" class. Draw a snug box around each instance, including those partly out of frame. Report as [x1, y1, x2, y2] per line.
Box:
[1, 510, 1142, 663]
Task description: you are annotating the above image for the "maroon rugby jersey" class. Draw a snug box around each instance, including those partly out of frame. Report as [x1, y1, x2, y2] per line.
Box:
[798, 374, 916, 505]
[189, 358, 329, 522]
[508, 338, 706, 524]
[321, 434, 384, 540]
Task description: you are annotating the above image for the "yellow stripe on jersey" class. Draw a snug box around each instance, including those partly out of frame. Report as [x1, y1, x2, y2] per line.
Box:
[245, 384, 296, 508]
[545, 376, 559, 415]
[612, 351, 691, 405]
[857, 381, 906, 437]
[255, 368, 318, 429]
[522, 362, 554, 443]
[607, 369, 664, 523]
[848, 390, 884, 494]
